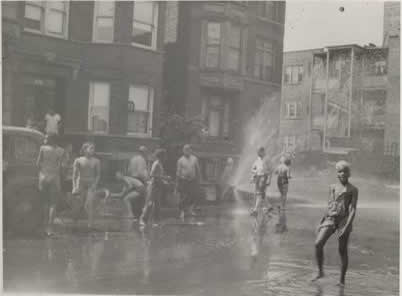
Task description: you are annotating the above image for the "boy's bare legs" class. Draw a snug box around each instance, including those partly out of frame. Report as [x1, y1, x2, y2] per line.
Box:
[312, 226, 335, 281]
[251, 194, 263, 216]
[85, 189, 96, 228]
[124, 191, 139, 219]
[338, 231, 351, 286]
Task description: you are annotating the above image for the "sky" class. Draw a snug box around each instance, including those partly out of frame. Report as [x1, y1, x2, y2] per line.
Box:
[284, 1, 385, 51]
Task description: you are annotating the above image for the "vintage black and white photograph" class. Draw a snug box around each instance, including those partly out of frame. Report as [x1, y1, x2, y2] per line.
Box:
[1, 1, 400, 295]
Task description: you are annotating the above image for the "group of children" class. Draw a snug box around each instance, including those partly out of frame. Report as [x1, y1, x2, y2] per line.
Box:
[37, 135, 189, 234]
[37, 135, 357, 287]
[37, 136, 101, 234]
[249, 146, 358, 287]
[250, 147, 292, 217]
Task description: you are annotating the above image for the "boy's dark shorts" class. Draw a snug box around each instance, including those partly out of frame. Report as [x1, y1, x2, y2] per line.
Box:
[254, 175, 268, 198]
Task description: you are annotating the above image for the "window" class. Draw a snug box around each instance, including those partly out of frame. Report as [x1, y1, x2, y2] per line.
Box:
[203, 96, 231, 139]
[258, 1, 281, 22]
[284, 136, 296, 151]
[128, 85, 154, 135]
[286, 102, 297, 118]
[201, 158, 219, 182]
[14, 136, 40, 163]
[366, 60, 387, 76]
[93, 1, 115, 42]
[24, 1, 69, 38]
[254, 39, 274, 81]
[206, 22, 221, 68]
[284, 65, 304, 84]
[88, 82, 110, 133]
[286, 102, 302, 119]
[132, 2, 158, 48]
[228, 25, 242, 71]
[3, 2, 18, 19]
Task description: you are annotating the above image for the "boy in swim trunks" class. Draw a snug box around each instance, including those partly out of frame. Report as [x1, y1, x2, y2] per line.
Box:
[111, 171, 146, 219]
[36, 134, 64, 235]
[140, 149, 170, 227]
[72, 142, 101, 229]
[250, 147, 272, 217]
[275, 155, 291, 209]
[312, 160, 358, 287]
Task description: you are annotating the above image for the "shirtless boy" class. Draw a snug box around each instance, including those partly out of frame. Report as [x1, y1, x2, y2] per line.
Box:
[72, 142, 101, 229]
[112, 171, 146, 219]
[312, 161, 358, 287]
[36, 134, 64, 235]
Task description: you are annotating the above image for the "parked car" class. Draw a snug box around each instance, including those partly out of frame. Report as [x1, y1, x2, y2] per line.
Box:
[3, 126, 44, 234]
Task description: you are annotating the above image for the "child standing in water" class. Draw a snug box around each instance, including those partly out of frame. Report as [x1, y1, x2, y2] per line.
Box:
[312, 161, 358, 287]
[275, 155, 291, 209]
[140, 149, 169, 227]
[250, 147, 272, 216]
[72, 142, 101, 229]
[36, 134, 64, 236]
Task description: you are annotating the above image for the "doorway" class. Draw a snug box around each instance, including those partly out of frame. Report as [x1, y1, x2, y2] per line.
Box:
[22, 75, 65, 132]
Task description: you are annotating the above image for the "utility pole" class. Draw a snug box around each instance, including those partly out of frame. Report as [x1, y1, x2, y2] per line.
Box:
[322, 49, 330, 152]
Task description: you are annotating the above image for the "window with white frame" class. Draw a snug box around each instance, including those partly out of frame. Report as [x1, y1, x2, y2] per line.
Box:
[24, 1, 69, 38]
[132, 2, 158, 49]
[286, 102, 299, 119]
[254, 39, 274, 81]
[284, 65, 304, 84]
[206, 22, 222, 68]
[128, 85, 154, 135]
[93, 1, 115, 42]
[88, 82, 110, 133]
[284, 136, 296, 151]
[202, 96, 230, 139]
[228, 24, 242, 71]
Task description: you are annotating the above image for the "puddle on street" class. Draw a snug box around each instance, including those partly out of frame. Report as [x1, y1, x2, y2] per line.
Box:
[3, 205, 399, 296]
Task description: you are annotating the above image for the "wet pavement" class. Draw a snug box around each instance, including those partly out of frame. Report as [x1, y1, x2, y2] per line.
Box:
[3, 176, 399, 296]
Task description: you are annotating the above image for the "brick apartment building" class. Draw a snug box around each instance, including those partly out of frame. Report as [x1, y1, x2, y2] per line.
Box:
[280, 2, 399, 173]
[2, 1, 167, 170]
[163, 1, 285, 197]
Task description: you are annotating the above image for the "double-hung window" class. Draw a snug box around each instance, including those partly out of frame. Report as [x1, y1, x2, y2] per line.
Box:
[93, 1, 115, 42]
[88, 82, 110, 133]
[286, 102, 301, 119]
[284, 65, 304, 84]
[202, 96, 231, 139]
[24, 1, 69, 38]
[228, 25, 242, 71]
[132, 2, 158, 49]
[284, 136, 296, 151]
[127, 85, 154, 136]
[206, 22, 222, 68]
[254, 39, 274, 81]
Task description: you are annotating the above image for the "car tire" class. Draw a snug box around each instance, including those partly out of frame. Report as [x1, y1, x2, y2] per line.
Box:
[4, 185, 44, 235]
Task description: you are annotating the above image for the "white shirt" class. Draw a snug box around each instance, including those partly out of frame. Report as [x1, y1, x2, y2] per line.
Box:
[251, 157, 271, 177]
[45, 113, 61, 135]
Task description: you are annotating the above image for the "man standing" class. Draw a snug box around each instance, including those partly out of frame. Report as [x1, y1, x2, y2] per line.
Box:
[176, 144, 201, 220]
[44, 108, 62, 136]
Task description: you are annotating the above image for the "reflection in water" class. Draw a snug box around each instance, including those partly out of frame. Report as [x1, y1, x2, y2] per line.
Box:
[314, 283, 345, 296]
[275, 208, 287, 234]
[141, 227, 152, 284]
